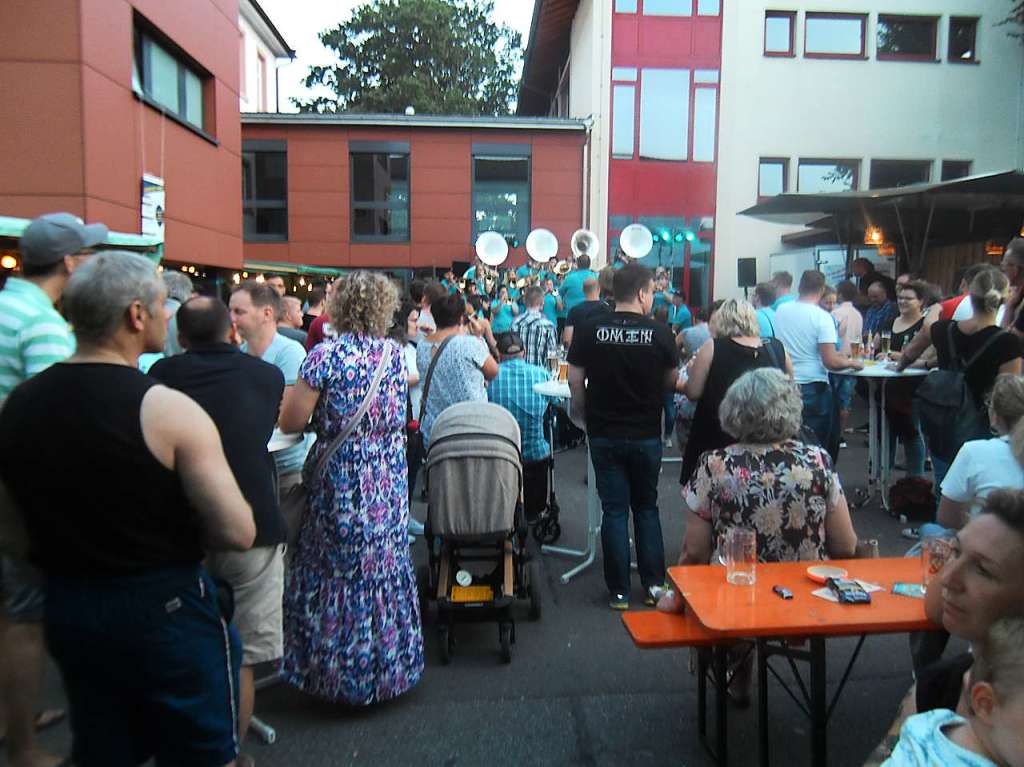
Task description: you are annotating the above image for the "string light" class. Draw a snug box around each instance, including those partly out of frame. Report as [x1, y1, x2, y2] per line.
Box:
[0, 255, 17, 270]
[298, 276, 306, 286]
[232, 273, 241, 284]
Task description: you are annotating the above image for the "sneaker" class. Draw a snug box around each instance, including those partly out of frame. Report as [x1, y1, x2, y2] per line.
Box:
[609, 593, 630, 611]
[839, 441, 848, 449]
[664, 438, 673, 449]
[644, 583, 671, 607]
[901, 527, 920, 541]
[408, 518, 425, 536]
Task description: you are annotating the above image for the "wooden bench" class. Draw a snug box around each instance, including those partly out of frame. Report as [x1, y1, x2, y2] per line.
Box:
[621, 609, 721, 649]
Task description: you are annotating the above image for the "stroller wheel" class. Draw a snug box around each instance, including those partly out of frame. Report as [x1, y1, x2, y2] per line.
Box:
[532, 517, 561, 546]
[439, 626, 453, 665]
[499, 623, 512, 664]
[527, 562, 542, 621]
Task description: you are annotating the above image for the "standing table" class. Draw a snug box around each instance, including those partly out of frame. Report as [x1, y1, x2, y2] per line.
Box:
[849, 364, 928, 510]
[668, 557, 937, 766]
[533, 380, 601, 584]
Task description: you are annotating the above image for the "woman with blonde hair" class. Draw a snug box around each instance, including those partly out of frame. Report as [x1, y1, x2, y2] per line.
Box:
[279, 271, 423, 704]
[899, 265, 1021, 491]
[934, 373, 1024, 530]
[677, 298, 794, 485]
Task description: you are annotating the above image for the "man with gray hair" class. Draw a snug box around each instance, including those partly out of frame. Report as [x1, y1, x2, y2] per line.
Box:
[0, 212, 106, 767]
[0, 250, 255, 767]
[161, 270, 193, 357]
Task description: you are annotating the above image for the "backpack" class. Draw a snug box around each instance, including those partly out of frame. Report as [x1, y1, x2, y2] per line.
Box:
[913, 323, 1005, 463]
[887, 476, 936, 522]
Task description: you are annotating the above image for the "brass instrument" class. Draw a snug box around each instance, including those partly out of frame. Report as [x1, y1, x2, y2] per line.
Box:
[553, 260, 572, 277]
[570, 228, 600, 260]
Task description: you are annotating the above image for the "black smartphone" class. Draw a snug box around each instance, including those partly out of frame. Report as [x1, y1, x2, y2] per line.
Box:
[827, 577, 871, 605]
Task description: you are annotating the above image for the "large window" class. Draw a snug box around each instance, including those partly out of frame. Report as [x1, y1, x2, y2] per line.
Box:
[764, 11, 796, 57]
[759, 158, 788, 198]
[877, 15, 938, 61]
[639, 69, 690, 161]
[242, 141, 287, 241]
[692, 82, 717, 163]
[949, 17, 978, 63]
[615, 0, 637, 11]
[351, 151, 410, 241]
[133, 25, 206, 131]
[869, 160, 931, 189]
[941, 160, 972, 181]
[804, 13, 866, 59]
[472, 150, 530, 243]
[697, 0, 720, 15]
[797, 159, 859, 193]
[643, 0, 690, 16]
[612, 85, 636, 159]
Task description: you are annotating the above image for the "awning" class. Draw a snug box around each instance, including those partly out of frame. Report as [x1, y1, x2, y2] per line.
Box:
[0, 215, 164, 263]
[240, 260, 346, 277]
[739, 170, 1024, 268]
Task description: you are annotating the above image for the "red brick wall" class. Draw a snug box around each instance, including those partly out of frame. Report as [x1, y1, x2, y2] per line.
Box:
[242, 123, 585, 270]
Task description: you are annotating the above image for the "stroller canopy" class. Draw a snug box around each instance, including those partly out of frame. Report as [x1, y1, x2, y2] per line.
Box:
[425, 401, 523, 538]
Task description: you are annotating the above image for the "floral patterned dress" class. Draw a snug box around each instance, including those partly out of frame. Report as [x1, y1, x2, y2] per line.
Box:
[283, 333, 424, 704]
[682, 440, 845, 562]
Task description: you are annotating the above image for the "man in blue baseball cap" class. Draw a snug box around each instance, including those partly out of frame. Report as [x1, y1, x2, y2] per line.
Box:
[0, 211, 106, 767]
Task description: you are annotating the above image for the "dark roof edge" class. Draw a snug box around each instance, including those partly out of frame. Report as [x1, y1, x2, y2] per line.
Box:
[245, 0, 295, 58]
[240, 112, 587, 130]
[520, 0, 547, 91]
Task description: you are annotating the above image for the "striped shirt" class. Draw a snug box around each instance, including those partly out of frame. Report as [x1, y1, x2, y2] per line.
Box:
[510, 310, 558, 369]
[0, 278, 74, 400]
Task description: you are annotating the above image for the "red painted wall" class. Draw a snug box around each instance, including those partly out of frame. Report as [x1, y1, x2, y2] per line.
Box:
[241, 123, 585, 270]
[0, 0, 243, 268]
[609, 4, 722, 300]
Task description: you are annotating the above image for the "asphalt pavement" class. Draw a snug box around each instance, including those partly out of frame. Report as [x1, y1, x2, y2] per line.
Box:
[14, 410, 955, 767]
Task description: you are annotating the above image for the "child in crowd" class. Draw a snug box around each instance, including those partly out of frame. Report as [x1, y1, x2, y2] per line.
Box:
[884, 617, 1024, 766]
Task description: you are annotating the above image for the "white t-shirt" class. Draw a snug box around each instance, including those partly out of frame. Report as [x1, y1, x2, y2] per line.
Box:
[773, 300, 837, 384]
[941, 435, 1024, 516]
[405, 342, 422, 419]
[951, 296, 1006, 325]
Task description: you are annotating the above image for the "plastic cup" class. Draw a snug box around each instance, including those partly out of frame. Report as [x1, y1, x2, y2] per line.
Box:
[921, 536, 952, 592]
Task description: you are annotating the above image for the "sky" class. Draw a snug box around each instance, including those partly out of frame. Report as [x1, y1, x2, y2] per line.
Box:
[255, 0, 537, 112]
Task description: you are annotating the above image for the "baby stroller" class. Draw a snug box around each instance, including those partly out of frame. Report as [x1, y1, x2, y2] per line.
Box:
[419, 402, 541, 664]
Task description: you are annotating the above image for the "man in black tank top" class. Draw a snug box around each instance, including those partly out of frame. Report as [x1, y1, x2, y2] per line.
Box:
[0, 251, 256, 767]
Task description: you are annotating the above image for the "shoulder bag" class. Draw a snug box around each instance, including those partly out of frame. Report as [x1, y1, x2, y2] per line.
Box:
[281, 343, 393, 545]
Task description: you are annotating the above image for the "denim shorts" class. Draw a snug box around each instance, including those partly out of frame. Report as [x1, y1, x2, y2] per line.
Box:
[0, 555, 45, 623]
[830, 373, 857, 411]
[45, 564, 241, 767]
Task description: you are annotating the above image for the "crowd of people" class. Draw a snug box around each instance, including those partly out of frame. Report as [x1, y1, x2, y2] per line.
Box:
[1, 211, 1024, 766]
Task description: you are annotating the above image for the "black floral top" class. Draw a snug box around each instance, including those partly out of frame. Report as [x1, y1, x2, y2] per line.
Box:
[682, 440, 844, 562]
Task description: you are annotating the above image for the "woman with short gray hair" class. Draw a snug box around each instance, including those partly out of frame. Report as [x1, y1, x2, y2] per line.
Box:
[677, 298, 794, 485]
[680, 368, 858, 566]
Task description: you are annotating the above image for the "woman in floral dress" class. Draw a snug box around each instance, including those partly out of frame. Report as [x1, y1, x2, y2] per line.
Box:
[673, 368, 859, 705]
[279, 272, 423, 704]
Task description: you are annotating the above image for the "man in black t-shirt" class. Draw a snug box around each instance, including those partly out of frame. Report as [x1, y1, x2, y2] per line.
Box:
[567, 263, 679, 610]
[562, 277, 609, 347]
[149, 296, 285, 761]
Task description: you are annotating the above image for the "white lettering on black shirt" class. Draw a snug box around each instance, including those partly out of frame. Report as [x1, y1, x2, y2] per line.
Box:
[595, 325, 654, 346]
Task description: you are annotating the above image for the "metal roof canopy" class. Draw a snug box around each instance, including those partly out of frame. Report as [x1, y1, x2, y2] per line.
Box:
[241, 113, 587, 131]
[739, 169, 1024, 271]
[0, 215, 163, 264]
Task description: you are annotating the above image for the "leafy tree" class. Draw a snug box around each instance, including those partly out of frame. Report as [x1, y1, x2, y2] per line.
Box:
[295, 0, 522, 115]
[1002, 1, 1024, 40]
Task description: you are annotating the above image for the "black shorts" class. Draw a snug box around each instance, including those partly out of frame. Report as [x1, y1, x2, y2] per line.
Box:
[45, 564, 241, 767]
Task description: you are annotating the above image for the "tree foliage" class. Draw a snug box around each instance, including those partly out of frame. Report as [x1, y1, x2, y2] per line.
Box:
[295, 0, 522, 115]
[1002, 1, 1024, 40]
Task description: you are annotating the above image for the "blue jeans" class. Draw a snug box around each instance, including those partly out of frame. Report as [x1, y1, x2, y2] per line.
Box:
[663, 393, 676, 439]
[589, 437, 666, 596]
[931, 455, 952, 504]
[799, 382, 833, 449]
